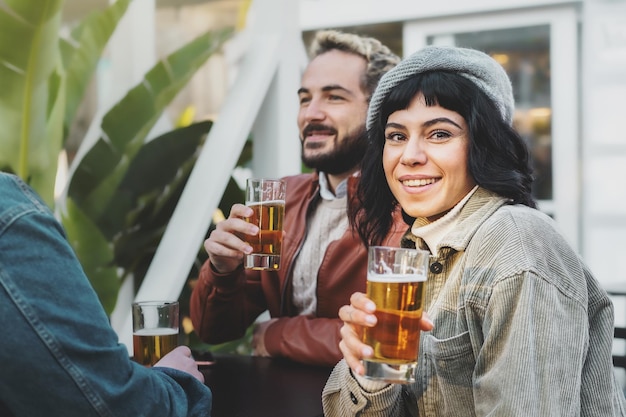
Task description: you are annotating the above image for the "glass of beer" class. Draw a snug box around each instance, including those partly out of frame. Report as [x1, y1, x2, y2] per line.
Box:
[244, 178, 286, 270]
[132, 300, 179, 366]
[362, 246, 429, 383]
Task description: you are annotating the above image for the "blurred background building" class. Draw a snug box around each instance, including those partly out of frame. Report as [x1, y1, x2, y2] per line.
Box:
[62, 0, 626, 371]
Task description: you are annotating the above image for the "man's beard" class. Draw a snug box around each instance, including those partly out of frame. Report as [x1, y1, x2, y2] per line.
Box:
[300, 125, 368, 175]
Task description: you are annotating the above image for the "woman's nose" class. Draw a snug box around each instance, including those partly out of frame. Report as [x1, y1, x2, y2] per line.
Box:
[400, 137, 427, 166]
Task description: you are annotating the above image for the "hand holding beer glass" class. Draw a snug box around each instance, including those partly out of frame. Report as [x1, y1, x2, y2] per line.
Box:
[244, 178, 286, 270]
[132, 301, 179, 366]
[362, 246, 429, 383]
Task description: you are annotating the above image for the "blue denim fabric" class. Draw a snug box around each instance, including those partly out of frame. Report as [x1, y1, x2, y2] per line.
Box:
[0, 173, 212, 417]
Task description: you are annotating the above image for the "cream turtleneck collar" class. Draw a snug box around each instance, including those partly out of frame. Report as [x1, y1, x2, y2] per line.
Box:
[411, 185, 478, 256]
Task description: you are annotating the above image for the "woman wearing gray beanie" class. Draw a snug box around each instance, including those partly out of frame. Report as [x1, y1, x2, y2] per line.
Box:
[322, 46, 626, 416]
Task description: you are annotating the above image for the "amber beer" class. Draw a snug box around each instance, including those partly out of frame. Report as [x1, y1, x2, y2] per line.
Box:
[362, 274, 426, 364]
[245, 201, 284, 257]
[133, 328, 178, 366]
[244, 178, 286, 270]
[132, 300, 179, 366]
[362, 246, 429, 383]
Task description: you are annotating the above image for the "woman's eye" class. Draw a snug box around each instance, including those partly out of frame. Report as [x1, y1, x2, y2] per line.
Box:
[430, 130, 452, 140]
[385, 132, 406, 143]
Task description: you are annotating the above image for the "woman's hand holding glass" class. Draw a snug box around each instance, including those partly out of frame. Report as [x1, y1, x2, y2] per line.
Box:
[338, 292, 434, 377]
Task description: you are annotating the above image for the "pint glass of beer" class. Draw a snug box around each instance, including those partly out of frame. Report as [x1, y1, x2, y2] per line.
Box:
[362, 246, 429, 383]
[244, 178, 286, 270]
[132, 301, 179, 366]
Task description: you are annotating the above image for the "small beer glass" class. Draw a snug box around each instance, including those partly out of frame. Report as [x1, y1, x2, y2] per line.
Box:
[244, 178, 286, 270]
[362, 246, 429, 383]
[132, 300, 179, 366]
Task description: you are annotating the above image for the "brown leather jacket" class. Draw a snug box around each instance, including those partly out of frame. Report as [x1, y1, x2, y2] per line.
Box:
[190, 172, 406, 366]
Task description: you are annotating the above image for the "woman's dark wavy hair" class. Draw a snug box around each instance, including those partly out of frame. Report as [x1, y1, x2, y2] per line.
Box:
[351, 71, 537, 246]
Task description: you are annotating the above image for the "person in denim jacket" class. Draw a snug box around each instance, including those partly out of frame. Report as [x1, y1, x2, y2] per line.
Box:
[322, 46, 626, 416]
[0, 173, 211, 417]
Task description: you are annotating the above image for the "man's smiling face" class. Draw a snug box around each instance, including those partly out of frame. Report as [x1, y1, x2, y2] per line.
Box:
[297, 49, 369, 175]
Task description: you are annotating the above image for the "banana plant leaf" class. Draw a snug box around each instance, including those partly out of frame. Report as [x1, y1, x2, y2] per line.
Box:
[0, 0, 134, 206]
[103, 120, 247, 302]
[63, 197, 119, 313]
[62, 120, 214, 310]
[67, 28, 233, 222]
[0, 0, 64, 205]
[61, 27, 231, 313]
[90, 120, 245, 301]
[1, 0, 236, 314]
[64, 118, 245, 309]
[59, 0, 131, 137]
[109, 121, 213, 292]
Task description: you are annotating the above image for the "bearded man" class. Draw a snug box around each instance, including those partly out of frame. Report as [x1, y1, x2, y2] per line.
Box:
[190, 30, 402, 366]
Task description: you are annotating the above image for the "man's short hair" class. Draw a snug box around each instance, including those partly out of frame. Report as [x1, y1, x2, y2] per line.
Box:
[308, 30, 401, 99]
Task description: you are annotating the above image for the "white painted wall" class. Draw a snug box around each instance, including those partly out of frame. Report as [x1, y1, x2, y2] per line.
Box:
[581, 0, 626, 290]
[580, 2, 626, 372]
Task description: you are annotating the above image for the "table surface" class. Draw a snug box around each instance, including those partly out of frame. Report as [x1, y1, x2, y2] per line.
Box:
[201, 354, 333, 417]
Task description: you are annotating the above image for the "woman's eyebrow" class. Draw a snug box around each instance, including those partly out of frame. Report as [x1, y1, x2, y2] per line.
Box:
[385, 122, 405, 130]
[422, 117, 463, 129]
[385, 117, 463, 130]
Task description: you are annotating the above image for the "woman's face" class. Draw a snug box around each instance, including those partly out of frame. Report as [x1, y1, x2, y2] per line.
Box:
[382, 93, 476, 221]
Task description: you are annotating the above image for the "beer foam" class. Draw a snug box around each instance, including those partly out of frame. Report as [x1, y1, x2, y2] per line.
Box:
[133, 328, 178, 336]
[367, 273, 427, 283]
[246, 200, 285, 206]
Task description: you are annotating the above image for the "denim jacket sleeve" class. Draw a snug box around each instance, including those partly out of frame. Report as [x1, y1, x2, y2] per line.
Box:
[0, 174, 212, 417]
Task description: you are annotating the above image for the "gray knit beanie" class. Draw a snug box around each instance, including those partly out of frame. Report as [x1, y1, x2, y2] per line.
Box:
[367, 45, 515, 130]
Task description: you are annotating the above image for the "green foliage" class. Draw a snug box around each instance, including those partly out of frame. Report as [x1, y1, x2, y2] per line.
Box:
[59, 0, 132, 137]
[0, 0, 132, 205]
[66, 30, 230, 222]
[63, 121, 215, 312]
[61, 27, 233, 312]
[0, 0, 235, 313]
[0, 0, 66, 204]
